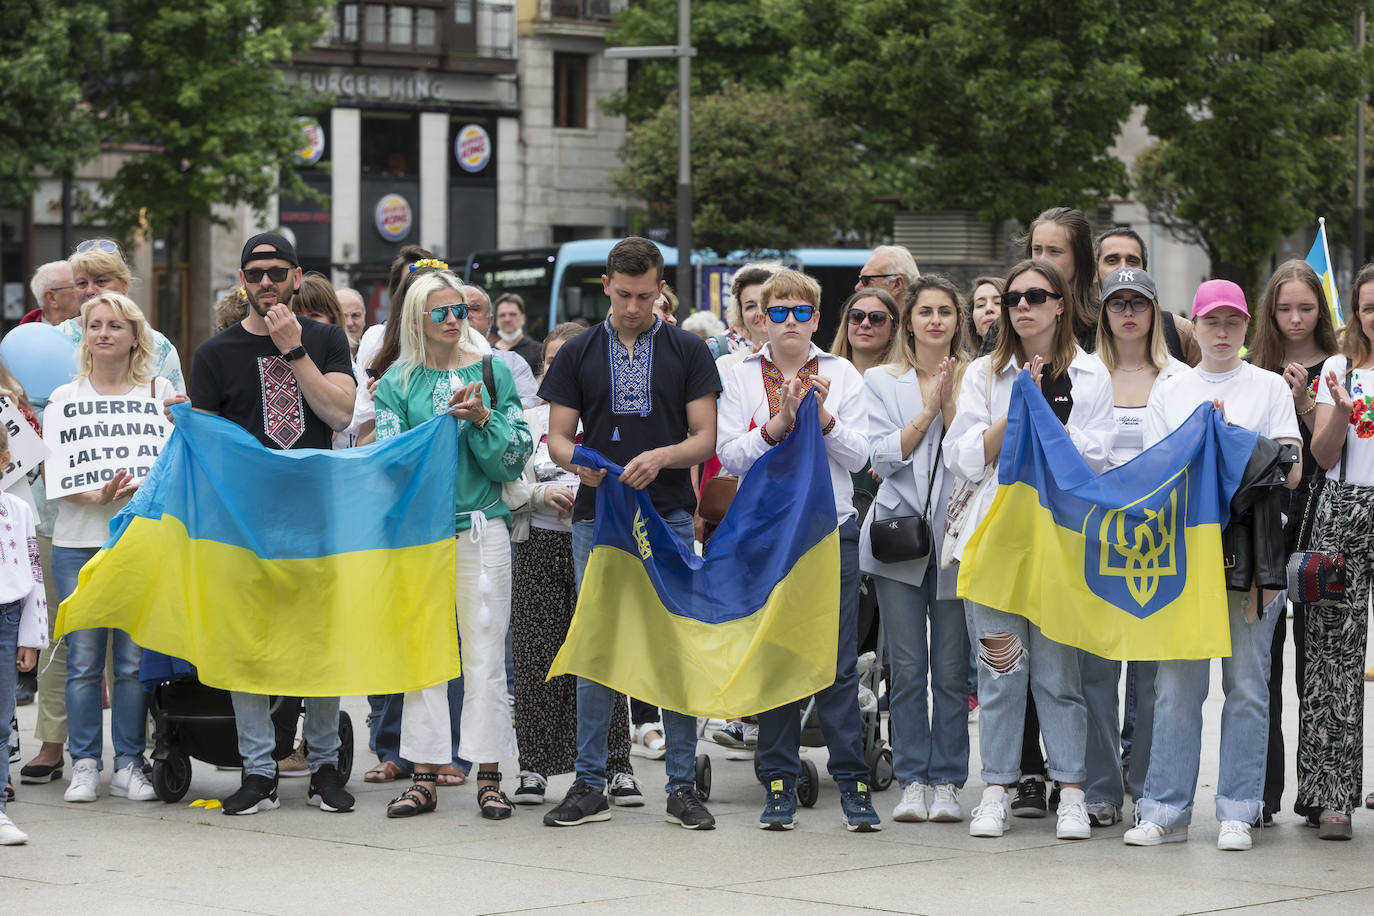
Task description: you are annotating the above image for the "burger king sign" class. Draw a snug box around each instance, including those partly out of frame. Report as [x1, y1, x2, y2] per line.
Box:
[374, 194, 413, 242]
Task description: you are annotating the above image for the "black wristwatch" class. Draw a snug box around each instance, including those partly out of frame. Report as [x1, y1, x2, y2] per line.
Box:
[281, 345, 307, 362]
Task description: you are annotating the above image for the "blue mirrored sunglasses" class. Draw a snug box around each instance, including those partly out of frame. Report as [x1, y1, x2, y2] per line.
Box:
[767, 304, 815, 323]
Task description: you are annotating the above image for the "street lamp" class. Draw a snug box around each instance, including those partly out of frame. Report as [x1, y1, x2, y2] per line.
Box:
[605, 1, 696, 306]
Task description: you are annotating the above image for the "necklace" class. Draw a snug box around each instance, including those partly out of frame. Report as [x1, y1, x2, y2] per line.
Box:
[1117, 364, 1148, 372]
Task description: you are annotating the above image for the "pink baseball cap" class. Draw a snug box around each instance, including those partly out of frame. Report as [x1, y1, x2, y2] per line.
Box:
[1191, 279, 1250, 319]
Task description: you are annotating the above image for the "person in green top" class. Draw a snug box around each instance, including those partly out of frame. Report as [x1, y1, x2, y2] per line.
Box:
[372, 268, 532, 821]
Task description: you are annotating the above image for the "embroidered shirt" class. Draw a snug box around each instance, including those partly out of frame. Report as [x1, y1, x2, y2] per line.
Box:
[608, 316, 661, 417]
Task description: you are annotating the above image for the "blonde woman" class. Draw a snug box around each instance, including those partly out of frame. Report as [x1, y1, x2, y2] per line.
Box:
[861, 275, 969, 823]
[46, 293, 176, 804]
[373, 269, 532, 820]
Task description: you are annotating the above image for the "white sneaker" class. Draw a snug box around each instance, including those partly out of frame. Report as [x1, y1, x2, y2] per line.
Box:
[64, 758, 99, 803]
[969, 786, 1010, 837]
[893, 782, 930, 822]
[1123, 819, 1187, 846]
[0, 812, 29, 845]
[110, 762, 157, 801]
[929, 784, 963, 822]
[1217, 819, 1252, 851]
[742, 723, 759, 747]
[1055, 787, 1091, 839]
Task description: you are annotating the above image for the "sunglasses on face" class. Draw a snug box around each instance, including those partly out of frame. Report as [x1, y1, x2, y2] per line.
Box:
[1106, 296, 1152, 314]
[847, 308, 889, 327]
[857, 273, 898, 287]
[1003, 287, 1062, 308]
[767, 304, 815, 323]
[243, 266, 291, 284]
[75, 239, 119, 255]
[429, 304, 469, 323]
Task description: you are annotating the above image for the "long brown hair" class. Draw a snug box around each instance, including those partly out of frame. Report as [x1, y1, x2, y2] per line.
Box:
[1346, 263, 1374, 367]
[964, 275, 1004, 356]
[1249, 259, 1340, 372]
[990, 259, 1080, 379]
[886, 276, 969, 398]
[1021, 207, 1096, 344]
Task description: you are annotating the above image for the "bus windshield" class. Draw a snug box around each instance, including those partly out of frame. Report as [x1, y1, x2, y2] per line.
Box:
[465, 247, 557, 339]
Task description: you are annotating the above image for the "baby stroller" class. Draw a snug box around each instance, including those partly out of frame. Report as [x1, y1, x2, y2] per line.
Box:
[141, 651, 353, 803]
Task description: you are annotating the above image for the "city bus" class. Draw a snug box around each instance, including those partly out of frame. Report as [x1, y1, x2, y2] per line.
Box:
[464, 241, 870, 344]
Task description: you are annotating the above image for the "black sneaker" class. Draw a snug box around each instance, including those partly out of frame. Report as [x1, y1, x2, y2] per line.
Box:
[307, 764, 354, 812]
[543, 779, 612, 827]
[1047, 780, 1061, 811]
[665, 786, 715, 830]
[1010, 776, 1047, 818]
[222, 773, 280, 815]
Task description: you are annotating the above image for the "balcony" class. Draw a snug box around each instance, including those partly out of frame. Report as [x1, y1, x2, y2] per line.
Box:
[527, 0, 623, 37]
[548, 0, 613, 20]
[303, 1, 518, 73]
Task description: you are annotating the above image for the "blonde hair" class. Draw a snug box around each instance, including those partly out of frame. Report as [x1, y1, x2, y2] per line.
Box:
[759, 268, 821, 310]
[1094, 282, 1170, 372]
[990, 259, 1080, 379]
[1346, 263, 1374, 368]
[390, 271, 469, 394]
[887, 276, 969, 385]
[69, 247, 133, 290]
[830, 289, 899, 363]
[77, 293, 156, 384]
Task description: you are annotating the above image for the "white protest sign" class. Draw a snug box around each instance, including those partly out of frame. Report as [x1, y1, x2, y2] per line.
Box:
[0, 397, 50, 491]
[43, 396, 171, 497]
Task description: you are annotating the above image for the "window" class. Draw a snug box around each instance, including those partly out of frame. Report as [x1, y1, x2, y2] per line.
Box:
[415, 7, 437, 46]
[339, 3, 359, 42]
[364, 4, 386, 43]
[389, 5, 412, 44]
[454, 0, 473, 25]
[361, 112, 420, 176]
[554, 53, 588, 129]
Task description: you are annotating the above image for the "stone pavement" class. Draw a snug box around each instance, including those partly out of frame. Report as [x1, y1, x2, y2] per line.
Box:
[3, 641, 1373, 915]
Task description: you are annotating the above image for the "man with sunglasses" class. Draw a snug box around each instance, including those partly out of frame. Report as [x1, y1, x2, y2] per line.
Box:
[187, 232, 357, 816]
[538, 236, 722, 830]
[854, 245, 921, 304]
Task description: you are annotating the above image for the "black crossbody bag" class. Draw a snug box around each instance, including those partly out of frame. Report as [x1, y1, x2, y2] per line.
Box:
[871, 436, 942, 564]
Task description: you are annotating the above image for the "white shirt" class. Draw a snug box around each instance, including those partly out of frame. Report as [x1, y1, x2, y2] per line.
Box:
[1315, 355, 1374, 486]
[943, 348, 1115, 561]
[1144, 361, 1299, 449]
[1099, 356, 1190, 467]
[0, 491, 48, 650]
[716, 343, 869, 524]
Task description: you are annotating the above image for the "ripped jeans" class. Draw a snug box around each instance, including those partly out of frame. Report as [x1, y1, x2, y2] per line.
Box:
[966, 600, 1086, 786]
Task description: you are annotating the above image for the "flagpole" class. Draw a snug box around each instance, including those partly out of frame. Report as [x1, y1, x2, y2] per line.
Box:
[1320, 216, 1343, 327]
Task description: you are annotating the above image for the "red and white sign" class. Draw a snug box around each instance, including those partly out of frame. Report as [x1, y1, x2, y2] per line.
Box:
[374, 194, 413, 242]
[297, 117, 325, 165]
[455, 124, 492, 173]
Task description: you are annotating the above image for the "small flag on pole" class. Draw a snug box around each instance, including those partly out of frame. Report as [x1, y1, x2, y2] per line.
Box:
[1305, 217, 1344, 329]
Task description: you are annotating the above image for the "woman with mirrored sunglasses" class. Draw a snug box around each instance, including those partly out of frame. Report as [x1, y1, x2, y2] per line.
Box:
[372, 270, 532, 821]
[944, 258, 1114, 841]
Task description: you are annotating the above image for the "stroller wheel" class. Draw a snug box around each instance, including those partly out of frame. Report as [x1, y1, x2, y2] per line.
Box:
[152, 752, 192, 803]
[336, 711, 355, 783]
[865, 744, 894, 791]
[694, 753, 712, 801]
[797, 758, 819, 808]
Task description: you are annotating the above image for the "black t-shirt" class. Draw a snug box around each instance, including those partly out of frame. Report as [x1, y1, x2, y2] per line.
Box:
[500, 334, 543, 375]
[1041, 371, 1074, 426]
[537, 318, 723, 522]
[190, 318, 354, 450]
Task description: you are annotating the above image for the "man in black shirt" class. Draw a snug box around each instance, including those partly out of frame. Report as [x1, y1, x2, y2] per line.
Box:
[188, 232, 357, 815]
[538, 237, 722, 830]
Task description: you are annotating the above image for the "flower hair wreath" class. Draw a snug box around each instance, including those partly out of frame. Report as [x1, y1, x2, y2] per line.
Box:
[408, 258, 449, 272]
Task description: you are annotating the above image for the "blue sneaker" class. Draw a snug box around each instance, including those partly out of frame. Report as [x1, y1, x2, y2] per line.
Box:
[840, 781, 882, 832]
[759, 777, 797, 830]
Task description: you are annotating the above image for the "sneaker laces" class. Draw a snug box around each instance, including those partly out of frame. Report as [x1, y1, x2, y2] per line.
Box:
[517, 771, 546, 792]
[932, 784, 957, 807]
[610, 772, 640, 793]
[674, 787, 708, 815]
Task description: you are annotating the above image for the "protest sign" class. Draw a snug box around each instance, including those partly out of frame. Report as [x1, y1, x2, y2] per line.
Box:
[43, 396, 171, 497]
[0, 397, 49, 491]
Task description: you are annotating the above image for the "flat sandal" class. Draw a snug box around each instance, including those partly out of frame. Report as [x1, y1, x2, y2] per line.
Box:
[387, 773, 437, 818]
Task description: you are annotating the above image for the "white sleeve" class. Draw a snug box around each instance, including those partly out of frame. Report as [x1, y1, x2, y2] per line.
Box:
[943, 357, 994, 479]
[16, 503, 47, 650]
[1143, 383, 1170, 449]
[822, 363, 869, 473]
[715, 365, 770, 476]
[866, 371, 910, 478]
[1065, 369, 1116, 473]
[1267, 375, 1302, 442]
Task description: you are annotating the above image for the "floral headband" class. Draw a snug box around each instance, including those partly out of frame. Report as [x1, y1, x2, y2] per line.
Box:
[408, 259, 449, 272]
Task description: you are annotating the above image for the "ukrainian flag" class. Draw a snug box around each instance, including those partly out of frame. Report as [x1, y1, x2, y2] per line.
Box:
[1306, 217, 1344, 329]
[959, 373, 1257, 660]
[56, 404, 460, 696]
[549, 391, 839, 718]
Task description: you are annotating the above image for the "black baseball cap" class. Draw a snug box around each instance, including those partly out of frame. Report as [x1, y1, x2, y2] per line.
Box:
[241, 232, 299, 269]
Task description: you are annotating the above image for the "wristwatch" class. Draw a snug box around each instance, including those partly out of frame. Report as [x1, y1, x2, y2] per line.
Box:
[281, 345, 307, 362]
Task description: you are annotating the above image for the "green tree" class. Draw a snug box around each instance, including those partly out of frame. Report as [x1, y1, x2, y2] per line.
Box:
[1133, 1, 1368, 294]
[613, 83, 865, 253]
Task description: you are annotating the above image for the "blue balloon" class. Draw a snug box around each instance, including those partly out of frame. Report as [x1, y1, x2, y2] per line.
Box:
[0, 322, 79, 404]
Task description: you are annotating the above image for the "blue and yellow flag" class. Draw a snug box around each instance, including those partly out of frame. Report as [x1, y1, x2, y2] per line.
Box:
[57, 404, 460, 696]
[958, 373, 1257, 660]
[549, 391, 839, 717]
[1306, 217, 1344, 329]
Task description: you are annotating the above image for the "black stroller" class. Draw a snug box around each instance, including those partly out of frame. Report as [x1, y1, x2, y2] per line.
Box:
[142, 654, 353, 803]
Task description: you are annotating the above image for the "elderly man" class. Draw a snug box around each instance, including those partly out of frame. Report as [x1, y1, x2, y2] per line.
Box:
[337, 287, 366, 351]
[492, 293, 543, 373]
[22, 262, 81, 325]
[854, 245, 921, 305]
[466, 284, 538, 406]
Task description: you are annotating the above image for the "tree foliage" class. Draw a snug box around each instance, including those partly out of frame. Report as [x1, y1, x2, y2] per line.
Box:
[1133, 1, 1368, 290]
[612, 83, 864, 253]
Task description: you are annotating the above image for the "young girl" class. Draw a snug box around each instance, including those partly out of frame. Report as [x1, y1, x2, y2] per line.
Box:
[1126, 280, 1301, 852]
[944, 258, 1114, 841]
[0, 421, 47, 845]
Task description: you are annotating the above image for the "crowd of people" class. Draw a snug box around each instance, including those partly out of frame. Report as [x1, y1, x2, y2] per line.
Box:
[1, 217, 1372, 851]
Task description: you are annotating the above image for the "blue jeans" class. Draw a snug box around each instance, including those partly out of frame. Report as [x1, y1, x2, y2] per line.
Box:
[1139, 592, 1280, 828]
[1080, 650, 1122, 807]
[57, 546, 146, 771]
[572, 508, 697, 794]
[230, 692, 341, 779]
[757, 519, 868, 788]
[0, 600, 19, 811]
[967, 600, 1086, 785]
[1124, 661, 1158, 800]
[874, 560, 969, 787]
[370, 680, 470, 773]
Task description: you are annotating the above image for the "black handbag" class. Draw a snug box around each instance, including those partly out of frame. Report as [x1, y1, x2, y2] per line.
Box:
[1285, 370, 1350, 606]
[870, 436, 941, 564]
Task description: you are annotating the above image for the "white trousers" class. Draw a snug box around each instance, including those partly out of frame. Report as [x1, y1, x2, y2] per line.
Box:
[400, 522, 516, 765]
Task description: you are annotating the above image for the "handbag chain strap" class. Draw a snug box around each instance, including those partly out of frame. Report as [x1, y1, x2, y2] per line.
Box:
[920, 432, 942, 521]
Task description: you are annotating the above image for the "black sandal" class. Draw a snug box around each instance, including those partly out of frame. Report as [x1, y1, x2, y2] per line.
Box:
[386, 772, 437, 818]
[476, 770, 512, 821]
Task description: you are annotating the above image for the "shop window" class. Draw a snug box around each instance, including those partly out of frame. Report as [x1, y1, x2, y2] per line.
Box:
[554, 53, 588, 129]
[361, 112, 420, 177]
